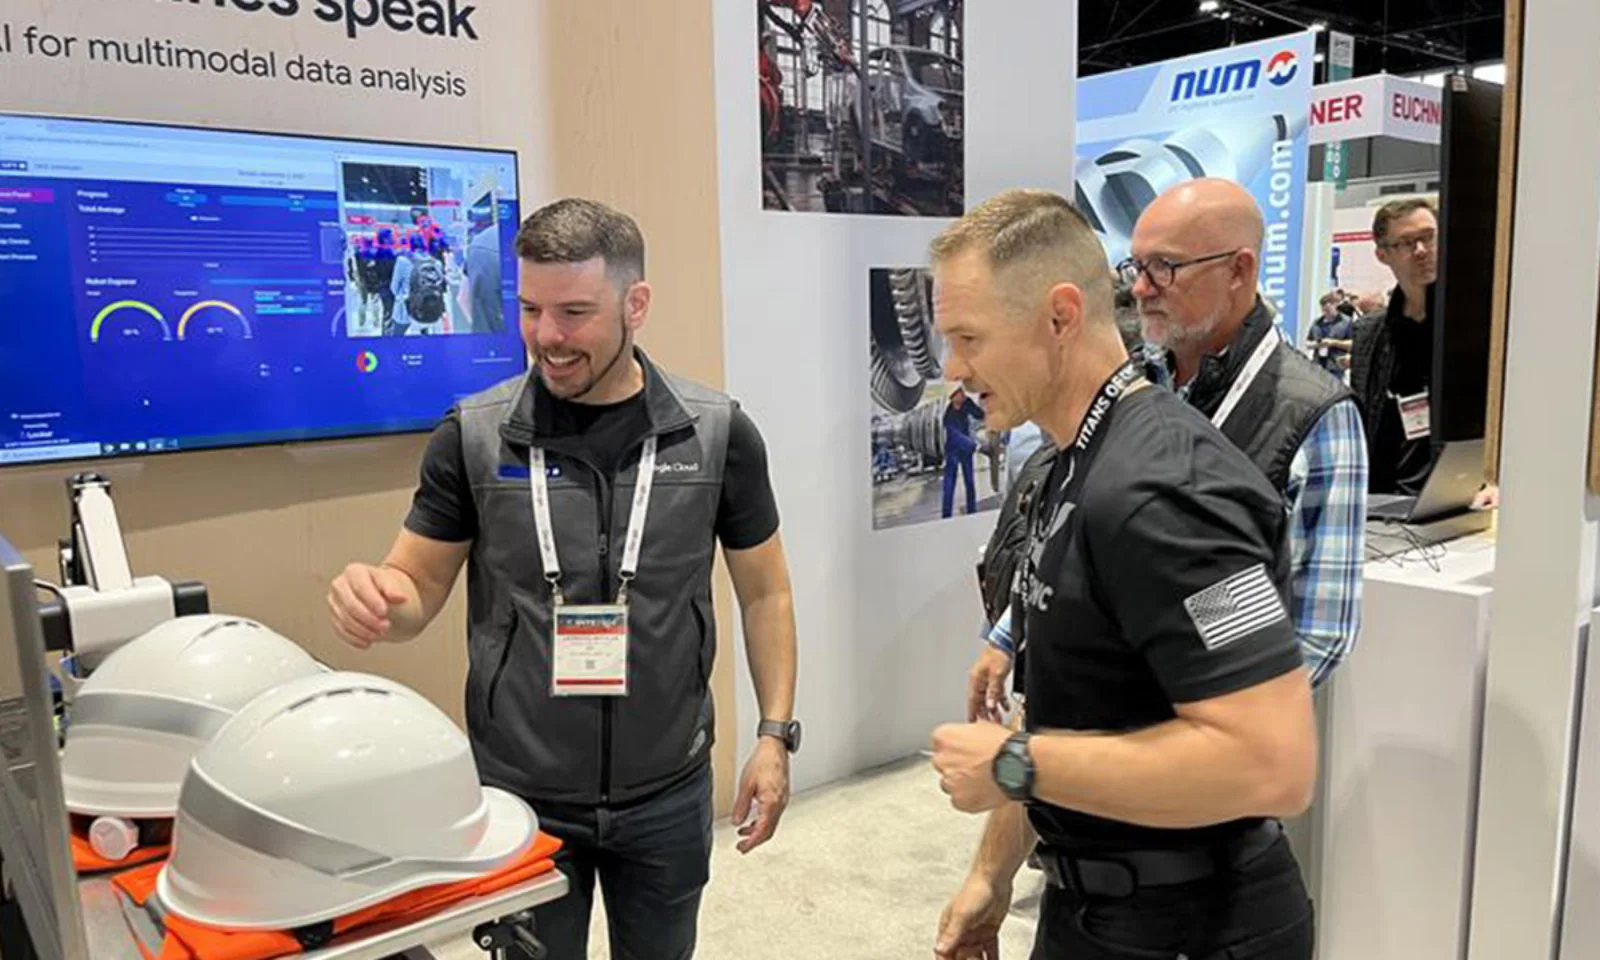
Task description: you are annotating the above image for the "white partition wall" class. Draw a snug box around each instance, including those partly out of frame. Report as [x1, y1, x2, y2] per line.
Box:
[1560, 606, 1600, 959]
[1466, 0, 1600, 955]
[710, 1, 1077, 792]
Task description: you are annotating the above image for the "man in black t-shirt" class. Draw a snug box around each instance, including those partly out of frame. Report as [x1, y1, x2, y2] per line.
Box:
[326, 199, 801, 960]
[927, 190, 1316, 960]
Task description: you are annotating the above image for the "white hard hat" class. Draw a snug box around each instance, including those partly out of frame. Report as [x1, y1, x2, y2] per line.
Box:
[156, 671, 538, 931]
[60, 615, 326, 819]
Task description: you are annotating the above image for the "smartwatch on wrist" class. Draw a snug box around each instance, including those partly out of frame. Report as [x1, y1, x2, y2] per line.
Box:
[757, 718, 803, 754]
[991, 731, 1035, 802]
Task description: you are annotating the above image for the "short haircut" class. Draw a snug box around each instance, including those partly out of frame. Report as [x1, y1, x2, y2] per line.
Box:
[515, 197, 646, 289]
[1320, 291, 1341, 307]
[929, 189, 1113, 323]
[1371, 197, 1437, 244]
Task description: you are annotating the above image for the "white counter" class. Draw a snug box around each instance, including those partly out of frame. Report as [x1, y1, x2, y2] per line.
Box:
[1313, 529, 1497, 960]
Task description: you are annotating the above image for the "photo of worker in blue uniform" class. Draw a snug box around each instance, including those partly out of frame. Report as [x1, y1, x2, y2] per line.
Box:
[941, 387, 984, 518]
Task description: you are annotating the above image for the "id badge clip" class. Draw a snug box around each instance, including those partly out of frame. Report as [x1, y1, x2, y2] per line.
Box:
[552, 602, 629, 698]
[1397, 391, 1431, 441]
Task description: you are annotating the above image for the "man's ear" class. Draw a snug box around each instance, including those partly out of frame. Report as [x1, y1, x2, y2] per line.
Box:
[1232, 249, 1260, 290]
[624, 281, 652, 330]
[1046, 283, 1085, 339]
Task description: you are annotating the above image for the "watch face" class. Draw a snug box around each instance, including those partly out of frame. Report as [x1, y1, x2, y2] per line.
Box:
[994, 751, 1027, 791]
[785, 720, 802, 753]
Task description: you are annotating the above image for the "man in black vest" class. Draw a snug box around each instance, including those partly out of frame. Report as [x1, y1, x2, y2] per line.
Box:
[1351, 197, 1438, 495]
[326, 198, 802, 960]
[965, 179, 1367, 708]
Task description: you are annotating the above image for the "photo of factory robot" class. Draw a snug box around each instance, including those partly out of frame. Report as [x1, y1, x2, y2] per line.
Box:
[1074, 112, 1307, 265]
[868, 267, 1004, 531]
[759, 0, 963, 216]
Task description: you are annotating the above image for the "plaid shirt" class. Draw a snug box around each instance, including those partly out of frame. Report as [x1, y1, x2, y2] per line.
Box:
[986, 397, 1367, 688]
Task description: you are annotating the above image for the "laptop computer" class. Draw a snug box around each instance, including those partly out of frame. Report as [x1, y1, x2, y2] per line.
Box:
[1368, 439, 1487, 524]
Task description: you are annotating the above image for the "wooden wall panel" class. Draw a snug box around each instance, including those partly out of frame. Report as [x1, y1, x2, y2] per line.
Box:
[0, 0, 738, 815]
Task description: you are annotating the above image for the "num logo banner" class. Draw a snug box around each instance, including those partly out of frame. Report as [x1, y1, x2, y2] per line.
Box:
[1078, 30, 1316, 341]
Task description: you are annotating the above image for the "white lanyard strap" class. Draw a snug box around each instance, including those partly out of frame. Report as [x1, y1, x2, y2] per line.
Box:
[1211, 326, 1281, 429]
[529, 436, 658, 605]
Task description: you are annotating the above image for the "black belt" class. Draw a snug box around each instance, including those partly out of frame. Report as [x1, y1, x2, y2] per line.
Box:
[1035, 820, 1283, 899]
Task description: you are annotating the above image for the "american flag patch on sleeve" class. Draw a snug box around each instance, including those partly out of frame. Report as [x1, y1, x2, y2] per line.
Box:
[1182, 563, 1287, 651]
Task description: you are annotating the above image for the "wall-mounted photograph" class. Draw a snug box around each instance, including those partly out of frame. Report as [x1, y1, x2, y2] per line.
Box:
[867, 266, 1004, 530]
[760, 0, 963, 216]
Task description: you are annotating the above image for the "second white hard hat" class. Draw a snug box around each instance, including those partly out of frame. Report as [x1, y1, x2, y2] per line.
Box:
[60, 614, 326, 819]
[156, 671, 538, 931]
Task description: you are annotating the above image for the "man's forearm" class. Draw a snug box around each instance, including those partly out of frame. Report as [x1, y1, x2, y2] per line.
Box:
[378, 561, 448, 641]
[968, 801, 1036, 886]
[743, 592, 798, 722]
[1029, 709, 1313, 829]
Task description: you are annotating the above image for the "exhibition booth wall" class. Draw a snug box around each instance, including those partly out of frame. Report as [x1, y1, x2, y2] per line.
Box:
[712, 0, 1076, 793]
[0, 1, 747, 814]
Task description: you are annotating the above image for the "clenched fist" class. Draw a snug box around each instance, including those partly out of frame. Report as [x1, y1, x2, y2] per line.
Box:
[327, 562, 411, 649]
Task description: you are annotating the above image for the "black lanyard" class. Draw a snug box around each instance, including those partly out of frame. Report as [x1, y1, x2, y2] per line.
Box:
[1029, 360, 1144, 561]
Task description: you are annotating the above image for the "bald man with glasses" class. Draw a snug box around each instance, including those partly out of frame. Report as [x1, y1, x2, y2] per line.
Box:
[968, 180, 1366, 727]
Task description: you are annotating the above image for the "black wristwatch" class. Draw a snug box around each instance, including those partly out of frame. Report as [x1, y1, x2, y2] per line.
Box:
[992, 732, 1035, 802]
[757, 719, 803, 754]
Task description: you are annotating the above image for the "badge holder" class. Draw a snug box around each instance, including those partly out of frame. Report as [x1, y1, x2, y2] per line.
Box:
[1397, 390, 1431, 441]
[550, 575, 630, 699]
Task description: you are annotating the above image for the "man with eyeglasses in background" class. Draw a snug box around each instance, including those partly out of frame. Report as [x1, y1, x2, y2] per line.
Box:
[1351, 197, 1439, 495]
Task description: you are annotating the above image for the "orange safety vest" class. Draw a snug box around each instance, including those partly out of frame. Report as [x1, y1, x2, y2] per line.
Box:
[114, 832, 564, 960]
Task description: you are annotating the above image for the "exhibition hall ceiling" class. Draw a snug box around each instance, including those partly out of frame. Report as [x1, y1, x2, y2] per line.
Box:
[1080, 0, 1506, 78]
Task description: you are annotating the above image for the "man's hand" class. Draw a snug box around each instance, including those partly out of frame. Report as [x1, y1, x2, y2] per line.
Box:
[934, 874, 1011, 959]
[931, 722, 1012, 814]
[328, 563, 411, 649]
[967, 647, 1014, 723]
[732, 737, 791, 854]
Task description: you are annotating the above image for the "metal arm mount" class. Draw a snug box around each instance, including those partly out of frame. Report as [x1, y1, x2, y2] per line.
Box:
[41, 474, 208, 668]
[471, 910, 547, 960]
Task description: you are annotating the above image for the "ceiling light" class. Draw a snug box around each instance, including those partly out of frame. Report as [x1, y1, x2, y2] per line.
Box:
[1314, 52, 1326, 63]
[1218, 10, 1232, 19]
[1199, 1, 1220, 12]
[1310, 21, 1327, 33]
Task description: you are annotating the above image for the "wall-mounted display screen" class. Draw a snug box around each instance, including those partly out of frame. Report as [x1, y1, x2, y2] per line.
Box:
[0, 112, 525, 467]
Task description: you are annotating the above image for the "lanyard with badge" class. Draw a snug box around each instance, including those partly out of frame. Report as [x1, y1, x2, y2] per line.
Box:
[529, 437, 657, 697]
[1020, 360, 1145, 643]
[1209, 325, 1280, 429]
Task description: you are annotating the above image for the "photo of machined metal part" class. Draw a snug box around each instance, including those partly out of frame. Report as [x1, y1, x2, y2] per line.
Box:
[869, 267, 943, 412]
[1074, 112, 1306, 266]
[867, 266, 1003, 530]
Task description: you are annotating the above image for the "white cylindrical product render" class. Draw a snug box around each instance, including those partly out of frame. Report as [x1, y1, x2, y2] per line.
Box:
[87, 816, 139, 862]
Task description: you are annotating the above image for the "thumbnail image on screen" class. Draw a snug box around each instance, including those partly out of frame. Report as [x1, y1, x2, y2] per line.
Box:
[0, 113, 525, 468]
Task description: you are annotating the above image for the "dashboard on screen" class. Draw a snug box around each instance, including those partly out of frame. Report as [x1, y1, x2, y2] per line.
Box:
[0, 113, 526, 467]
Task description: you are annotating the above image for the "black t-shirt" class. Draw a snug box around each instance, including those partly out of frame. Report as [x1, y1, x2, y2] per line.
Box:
[404, 389, 782, 551]
[1019, 385, 1303, 850]
[1370, 289, 1436, 495]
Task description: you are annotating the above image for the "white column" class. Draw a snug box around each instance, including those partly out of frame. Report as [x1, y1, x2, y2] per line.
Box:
[1466, 1, 1600, 956]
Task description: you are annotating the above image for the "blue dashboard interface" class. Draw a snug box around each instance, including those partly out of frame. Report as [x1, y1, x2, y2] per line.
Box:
[0, 113, 526, 467]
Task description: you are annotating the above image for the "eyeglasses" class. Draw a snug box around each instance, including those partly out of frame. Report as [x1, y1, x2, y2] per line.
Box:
[1377, 230, 1437, 254]
[1116, 251, 1237, 291]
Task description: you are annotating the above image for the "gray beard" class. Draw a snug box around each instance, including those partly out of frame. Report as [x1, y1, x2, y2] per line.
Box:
[1142, 310, 1225, 354]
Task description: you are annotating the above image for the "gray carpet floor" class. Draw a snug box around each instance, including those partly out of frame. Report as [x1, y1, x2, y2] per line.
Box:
[435, 755, 1044, 959]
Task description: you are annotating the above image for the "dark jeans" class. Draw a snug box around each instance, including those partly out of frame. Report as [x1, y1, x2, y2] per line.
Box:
[943, 451, 977, 518]
[1031, 837, 1314, 960]
[527, 764, 714, 960]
